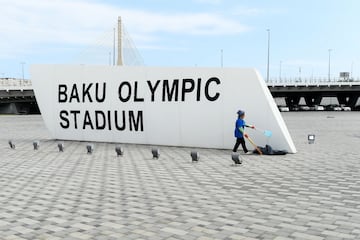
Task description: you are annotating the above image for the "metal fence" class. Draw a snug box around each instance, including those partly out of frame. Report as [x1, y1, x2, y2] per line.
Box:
[268, 77, 360, 85]
[2, 77, 360, 88]
[0, 78, 32, 89]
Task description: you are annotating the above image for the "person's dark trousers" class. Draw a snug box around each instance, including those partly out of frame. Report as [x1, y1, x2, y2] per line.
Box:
[233, 137, 248, 153]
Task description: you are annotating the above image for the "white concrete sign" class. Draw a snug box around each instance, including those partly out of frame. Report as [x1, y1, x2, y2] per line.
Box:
[30, 65, 296, 153]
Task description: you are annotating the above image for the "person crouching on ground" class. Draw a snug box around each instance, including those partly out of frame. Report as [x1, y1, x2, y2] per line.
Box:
[232, 110, 255, 154]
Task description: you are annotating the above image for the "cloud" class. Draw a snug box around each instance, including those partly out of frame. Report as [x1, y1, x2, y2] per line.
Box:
[0, 0, 249, 57]
[231, 6, 287, 17]
[125, 11, 249, 35]
[231, 7, 264, 16]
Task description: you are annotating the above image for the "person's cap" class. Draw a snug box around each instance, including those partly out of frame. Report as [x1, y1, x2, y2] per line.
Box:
[237, 110, 245, 116]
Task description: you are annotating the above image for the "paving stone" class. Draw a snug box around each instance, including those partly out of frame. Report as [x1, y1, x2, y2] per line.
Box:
[291, 231, 324, 240]
[0, 113, 360, 239]
[321, 230, 356, 239]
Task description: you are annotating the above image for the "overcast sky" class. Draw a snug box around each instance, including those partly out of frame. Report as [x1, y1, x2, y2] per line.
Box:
[1, 0, 360, 81]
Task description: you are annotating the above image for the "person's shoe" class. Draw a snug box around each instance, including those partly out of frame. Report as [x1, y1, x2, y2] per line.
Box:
[245, 151, 252, 155]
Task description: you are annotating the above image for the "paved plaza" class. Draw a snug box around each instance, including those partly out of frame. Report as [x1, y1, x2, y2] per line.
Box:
[0, 112, 359, 240]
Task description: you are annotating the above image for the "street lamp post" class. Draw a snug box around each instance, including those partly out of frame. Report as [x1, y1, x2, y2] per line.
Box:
[279, 60, 282, 83]
[311, 68, 314, 83]
[20, 62, 25, 85]
[328, 49, 332, 82]
[266, 29, 270, 83]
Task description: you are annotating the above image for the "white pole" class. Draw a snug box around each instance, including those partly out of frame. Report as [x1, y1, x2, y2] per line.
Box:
[279, 60, 282, 83]
[21, 62, 25, 80]
[266, 29, 270, 83]
[117, 16, 123, 66]
[328, 49, 332, 82]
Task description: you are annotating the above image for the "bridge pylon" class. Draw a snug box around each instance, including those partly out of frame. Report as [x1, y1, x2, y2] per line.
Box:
[337, 94, 359, 108]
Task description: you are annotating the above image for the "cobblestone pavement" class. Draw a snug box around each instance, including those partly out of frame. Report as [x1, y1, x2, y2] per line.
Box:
[0, 112, 359, 240]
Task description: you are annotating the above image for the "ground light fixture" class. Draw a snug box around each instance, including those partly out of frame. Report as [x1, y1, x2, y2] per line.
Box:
[58, 143, 64, 152]
[115, 146, 124, 157]
[308, 134, 315, 144]
[33, 141, 40, 150]
[191, 151, 200, 162]
[8, 140, 15, 149]
[86, 144, 94, 154]
[231, 153, 242, 165]
[151, 148, 160, 159]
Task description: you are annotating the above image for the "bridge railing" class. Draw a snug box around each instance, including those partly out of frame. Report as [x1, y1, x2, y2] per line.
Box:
[0, 78, 33, 90]
[2, 77, 360, 89]
[267, 77, 360, 86]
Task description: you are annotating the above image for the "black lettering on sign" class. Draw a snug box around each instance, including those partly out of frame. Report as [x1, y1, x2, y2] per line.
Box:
[96, 82, 106, 102]
[205, 77, 221, 101]
[163, 79, 179, 102]
[95, 110, 106, 130]
[58, 85, 67, 103]
[115, 110, 126, 131]
[129, 111, 143, 131]
[196, 78, 202, 101]
[134, 82, 144, 102]
[83, 110, 94, 130]
[181, 78, 195, 101]
[59, 110, 69, 128]
[118, 82, 131, 102]
[70, 110, 80, 129]
[69, 84, 80, 103]
[147, 80, 161, 102]
[82, 83, 93, 102]
[107, 111, 112, 130]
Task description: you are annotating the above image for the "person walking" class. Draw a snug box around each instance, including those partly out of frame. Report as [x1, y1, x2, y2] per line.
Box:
[232, 110, 255, 154]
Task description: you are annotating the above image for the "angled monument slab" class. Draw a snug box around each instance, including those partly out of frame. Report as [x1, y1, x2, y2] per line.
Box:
[30, 65, 297, 153]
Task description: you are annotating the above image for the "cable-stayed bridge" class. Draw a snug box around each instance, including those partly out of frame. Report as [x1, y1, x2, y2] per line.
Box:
[1, 77, 360, 114]
[1, 17, 360, 113]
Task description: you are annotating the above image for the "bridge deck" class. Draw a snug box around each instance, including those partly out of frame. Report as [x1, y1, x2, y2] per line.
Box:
[1, 78, 360, 109]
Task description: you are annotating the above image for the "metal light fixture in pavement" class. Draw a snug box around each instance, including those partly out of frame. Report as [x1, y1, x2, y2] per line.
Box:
[151, 148, 160, 159]
[191, 151, 200, 162]
[86, 144, 94, 154]
[308, 134, 315, 144]
[33, 141, 40, 150]
[8, 140, 15, 149]
[58, 143, 64, 152]
[231, 153, 242, 165]
[115, 146, 124, 157]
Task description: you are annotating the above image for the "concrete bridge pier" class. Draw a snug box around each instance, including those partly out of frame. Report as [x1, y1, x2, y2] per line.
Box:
[285, 96, 301, 107]
[0, 102, 39, 114]
[304, 95, 322, 106]
[337, 94, 359, 108]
